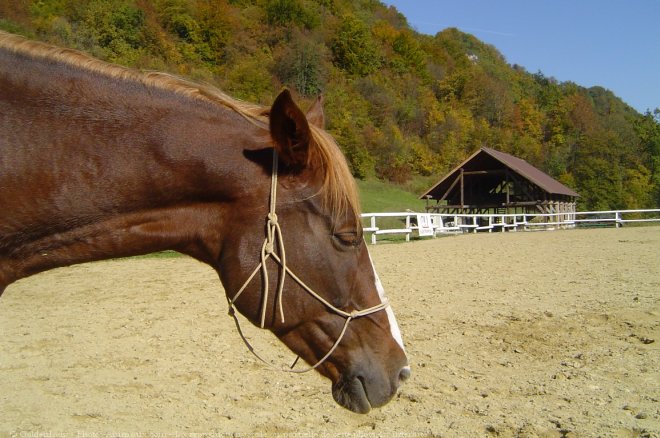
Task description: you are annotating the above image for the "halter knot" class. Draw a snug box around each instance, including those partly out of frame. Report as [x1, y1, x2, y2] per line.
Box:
[264, 242, 275, 254]
[267, 212, 278, 224]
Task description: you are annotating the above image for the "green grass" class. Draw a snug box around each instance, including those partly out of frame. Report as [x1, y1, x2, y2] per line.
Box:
[357, 178, 428, 213]
[357, 178, 431, 243]
[123, 250, 184, 260]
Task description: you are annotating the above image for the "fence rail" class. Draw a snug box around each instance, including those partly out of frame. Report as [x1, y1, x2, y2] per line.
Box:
[361, 209, 660, 244]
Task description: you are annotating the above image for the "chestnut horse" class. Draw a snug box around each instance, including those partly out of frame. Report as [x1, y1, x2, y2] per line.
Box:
[0, 32, 409, 413]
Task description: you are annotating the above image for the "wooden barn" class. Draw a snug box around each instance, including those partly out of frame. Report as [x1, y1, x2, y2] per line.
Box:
[421, 147, 579, 216]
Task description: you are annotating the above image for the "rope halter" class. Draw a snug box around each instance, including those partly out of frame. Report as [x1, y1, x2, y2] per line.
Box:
[226, 149, 390, 373]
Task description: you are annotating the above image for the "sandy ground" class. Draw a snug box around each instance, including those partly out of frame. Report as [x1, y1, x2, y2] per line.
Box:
[0, 227, 658, 437]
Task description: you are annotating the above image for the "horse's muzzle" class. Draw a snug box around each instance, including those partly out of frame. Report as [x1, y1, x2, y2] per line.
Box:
[331, 364, 411, 413]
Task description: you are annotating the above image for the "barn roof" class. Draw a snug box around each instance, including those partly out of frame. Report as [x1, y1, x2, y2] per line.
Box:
[420, 147, 579, 200]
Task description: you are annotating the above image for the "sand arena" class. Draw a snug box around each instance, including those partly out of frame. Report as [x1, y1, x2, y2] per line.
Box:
[1, 227, 658, 437]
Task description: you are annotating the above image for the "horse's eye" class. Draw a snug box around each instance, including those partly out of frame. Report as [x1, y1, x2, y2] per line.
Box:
[333, 231, 361, 248]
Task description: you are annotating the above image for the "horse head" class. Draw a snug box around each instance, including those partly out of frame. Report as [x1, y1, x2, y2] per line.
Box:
[217, 90, 410, 413]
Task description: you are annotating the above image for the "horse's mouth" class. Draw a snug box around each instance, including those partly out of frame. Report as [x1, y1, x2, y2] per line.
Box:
[331, 376, 372, 414]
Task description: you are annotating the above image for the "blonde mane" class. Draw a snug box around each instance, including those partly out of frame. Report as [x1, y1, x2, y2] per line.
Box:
[0, 31, 360, 223]
[309, 125, 362, 222]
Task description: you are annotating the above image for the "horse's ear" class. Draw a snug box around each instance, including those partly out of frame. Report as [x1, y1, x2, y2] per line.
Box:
[270, 89, 311, 169]
[306, 95, 325, 129]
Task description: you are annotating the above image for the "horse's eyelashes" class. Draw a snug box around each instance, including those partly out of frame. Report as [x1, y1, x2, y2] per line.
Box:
[333, 231, 361, 248]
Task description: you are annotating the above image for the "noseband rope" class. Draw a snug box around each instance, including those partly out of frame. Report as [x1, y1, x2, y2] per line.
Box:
[227, 150, 390, 373]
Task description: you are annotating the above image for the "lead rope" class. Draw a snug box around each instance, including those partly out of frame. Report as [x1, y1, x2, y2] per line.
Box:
[226, 149, 390, 373]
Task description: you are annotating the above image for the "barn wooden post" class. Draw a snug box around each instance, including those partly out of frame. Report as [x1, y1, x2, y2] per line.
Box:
[505, 169, 511, 206]
[460, 168, 464, 208]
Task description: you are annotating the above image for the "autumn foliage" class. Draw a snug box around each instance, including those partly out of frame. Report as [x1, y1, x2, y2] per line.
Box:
[1, 0, 658, 209]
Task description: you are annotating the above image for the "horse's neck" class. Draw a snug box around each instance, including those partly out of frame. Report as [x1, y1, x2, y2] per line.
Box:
[0, 52, 267, 288]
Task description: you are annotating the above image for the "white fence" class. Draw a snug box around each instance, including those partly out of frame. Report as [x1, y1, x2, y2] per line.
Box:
[361, 209, 660, 244]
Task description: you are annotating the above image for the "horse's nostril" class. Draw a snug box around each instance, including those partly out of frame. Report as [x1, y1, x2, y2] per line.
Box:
[399, 365, 411, 383]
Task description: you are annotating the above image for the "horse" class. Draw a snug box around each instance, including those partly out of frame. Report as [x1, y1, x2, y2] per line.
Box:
[0, 31, 410, 414]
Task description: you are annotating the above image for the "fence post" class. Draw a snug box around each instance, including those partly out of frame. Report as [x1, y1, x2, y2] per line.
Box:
[371, 216, 377, 244]
[405, 215, 411, 242]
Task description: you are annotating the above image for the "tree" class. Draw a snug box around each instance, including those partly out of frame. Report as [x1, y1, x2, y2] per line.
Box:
[264, 0, 319, 29]
[273, 32, 327, 97]
[331, 14, 382, 76]
[391, 29, 426, 76]
[79, 0, 147, 65]
[634, 109, 660, 205]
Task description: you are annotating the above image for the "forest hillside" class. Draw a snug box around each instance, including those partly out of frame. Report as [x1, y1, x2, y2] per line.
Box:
[1, 0, 658, 210]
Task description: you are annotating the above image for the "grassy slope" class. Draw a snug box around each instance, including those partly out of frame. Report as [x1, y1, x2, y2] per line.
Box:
[357, 178, 428, 242]
[357, 178, 426, 213]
